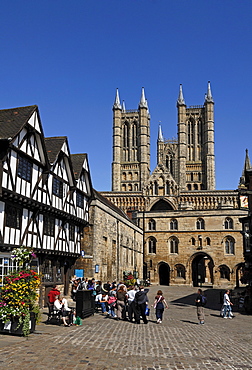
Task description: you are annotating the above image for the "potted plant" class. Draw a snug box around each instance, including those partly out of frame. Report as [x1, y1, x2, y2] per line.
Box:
[0, 246, 41, 336]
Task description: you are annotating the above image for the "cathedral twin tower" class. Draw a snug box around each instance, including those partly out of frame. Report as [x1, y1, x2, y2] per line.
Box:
[112, 83, 215, 196]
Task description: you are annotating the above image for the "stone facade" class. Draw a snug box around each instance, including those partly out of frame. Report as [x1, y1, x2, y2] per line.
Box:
[101, 84, 247, 288]
[75, 190, 143, 282]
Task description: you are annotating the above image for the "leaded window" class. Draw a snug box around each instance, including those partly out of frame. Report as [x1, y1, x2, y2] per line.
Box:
[17, 156, 32, 182]
[170, 237, 178, 254]
[5, 204, 22, 229]
[148, 237, 156, 254]
[52, 177, 63, 198]
[76, 191, 84, 208]
[69, 223, 75, 241]
[44, 215, 55, 236]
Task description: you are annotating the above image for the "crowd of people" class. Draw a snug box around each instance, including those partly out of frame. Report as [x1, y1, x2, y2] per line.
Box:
[48, 279, 238, 327]
[69, 278, 170, 324]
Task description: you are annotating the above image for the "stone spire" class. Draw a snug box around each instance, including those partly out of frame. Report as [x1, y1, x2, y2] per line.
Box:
[113, 88, 122, 110]
[122, 100, 126, 112]
[239, 149, 251, 187]
[177, 84, 185, 106]
[158, 123, 164, 142]
[205, 81, 214, 103]
[139, 87, 148, 108]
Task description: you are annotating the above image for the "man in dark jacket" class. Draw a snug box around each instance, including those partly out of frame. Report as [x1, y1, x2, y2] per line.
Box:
[134, 285, 149, 324]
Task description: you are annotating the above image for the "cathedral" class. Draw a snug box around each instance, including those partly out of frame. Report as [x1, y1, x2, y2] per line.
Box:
[101, 83, 247, 287]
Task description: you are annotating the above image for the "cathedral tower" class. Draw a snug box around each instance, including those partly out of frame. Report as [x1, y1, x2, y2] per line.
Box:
[177, 82, 216, 191]
[112, 88, 150, 192]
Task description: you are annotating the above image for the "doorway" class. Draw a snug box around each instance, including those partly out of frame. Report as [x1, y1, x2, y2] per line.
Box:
[192, 253, 214, 287]
[159, 262, 170, 285]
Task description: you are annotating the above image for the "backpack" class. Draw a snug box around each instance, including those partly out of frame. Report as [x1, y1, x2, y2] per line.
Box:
[201, 295, 207, 306]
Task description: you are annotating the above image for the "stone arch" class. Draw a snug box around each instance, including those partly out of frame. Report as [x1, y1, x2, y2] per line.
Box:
[149, 198, 176, 212]
[190, 252, 214, 287]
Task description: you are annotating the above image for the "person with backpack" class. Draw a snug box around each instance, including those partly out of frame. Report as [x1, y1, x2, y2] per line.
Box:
[195, 288, 207, 325]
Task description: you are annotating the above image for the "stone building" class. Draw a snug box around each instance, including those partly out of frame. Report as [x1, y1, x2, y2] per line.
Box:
[102, 83, 247, 287]
[75, 190, 143, 282]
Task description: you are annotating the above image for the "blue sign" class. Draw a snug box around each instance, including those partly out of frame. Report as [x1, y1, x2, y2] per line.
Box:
[75, 269, 84, 278]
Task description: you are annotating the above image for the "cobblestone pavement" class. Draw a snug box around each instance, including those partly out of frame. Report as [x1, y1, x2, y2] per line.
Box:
[0, 286, 251, 369]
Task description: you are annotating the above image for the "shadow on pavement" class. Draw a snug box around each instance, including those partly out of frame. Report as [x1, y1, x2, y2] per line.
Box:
[170, 289, 225, 311]
[181, 320, 198, 325]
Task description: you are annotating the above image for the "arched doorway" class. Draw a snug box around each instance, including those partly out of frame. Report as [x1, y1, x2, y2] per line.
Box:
[191, 253, 214, 287]
[159, 262, 170, 285]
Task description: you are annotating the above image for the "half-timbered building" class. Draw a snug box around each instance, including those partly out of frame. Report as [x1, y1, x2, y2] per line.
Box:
[0, 105, 92, 304]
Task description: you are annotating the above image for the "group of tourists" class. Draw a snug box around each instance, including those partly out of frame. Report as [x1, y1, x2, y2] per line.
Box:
[76, 279, 170, 324]
[49, 278, 236, 327]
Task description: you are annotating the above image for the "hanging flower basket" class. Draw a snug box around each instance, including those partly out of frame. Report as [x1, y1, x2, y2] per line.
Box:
[0, 247, 41, 336]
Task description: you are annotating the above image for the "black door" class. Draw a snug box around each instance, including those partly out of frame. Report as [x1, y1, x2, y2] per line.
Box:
[159, 263, 170, 285]
[192, 255, 206, 287]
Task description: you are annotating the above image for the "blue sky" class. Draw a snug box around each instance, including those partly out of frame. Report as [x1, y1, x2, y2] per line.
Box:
[1, 1, 252, 191]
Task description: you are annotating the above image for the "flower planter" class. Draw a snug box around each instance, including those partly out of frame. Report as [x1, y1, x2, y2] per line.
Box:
[0, 312, 36, 336]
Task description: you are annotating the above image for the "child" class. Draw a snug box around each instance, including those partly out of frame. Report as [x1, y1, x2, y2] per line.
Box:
[152, 290, 168, 324]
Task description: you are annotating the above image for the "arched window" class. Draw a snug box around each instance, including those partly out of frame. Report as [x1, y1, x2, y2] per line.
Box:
[128, 184, 132, 191]
[132, 122, 137, 148]
[224, 217, 233, 229]
[123, 123, 129, 148]
[191, 237, 196, 246]
[128, 172, 133, 180]
[196, 218, 205, 230]
[225, 236, 235, 254]
[154, 181, 158, 195]
[148, 219, 156, 231]
[122, 184, 126, 191]
[169, 237, 178, 254]
[187, 184, 191, 190]
[148, 237, 156, 254]
[219, 265, 230, 280]
[194, 184, 198, 190]
[134, 184, 138, 191]
[170, 219, 178, 230]
[122, 172, 126, 180]
[191, 173, 194, 181]
[175, 264, 186, 279]
[206, 237, 211, 246]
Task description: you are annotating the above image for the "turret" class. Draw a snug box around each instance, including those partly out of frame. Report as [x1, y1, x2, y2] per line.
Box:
[112, 88, 122, 191]
[177, 84, 187, 190]
[239, 149, 252, 188]
[204, 81, 215, 190]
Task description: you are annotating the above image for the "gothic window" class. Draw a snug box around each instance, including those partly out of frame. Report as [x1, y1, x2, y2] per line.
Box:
[123, 123, 129, 148]
[170, 158, 173, 175]
[175, 264, 185, 279]
[122, 184, 126, 191]
[128, 184, 132, 191]
[224, 217, 233, 229]
[76, 191, 84, 208]
[148, 219, 156, 231]
[198, 236, 203, 249]
[17, 156, 32, 182]
[194, 184, 198, 190]
[132, 122, 137, 148]
[128, 172, 133, 180]
[166, 181, 170, 195]
[53, 177, 63, 198]
[191, 173, 194, 181]
[5, 204, 22, 229]
[169, 237, 178, 254]
[44, 215, 55, 237]
[196, 218, 205, 230]
[134, 184, 138, 191]
[191, 237, 196, 246]
[170, 219, 178, 230]
[206, 237, 211, 246]
[122, 172, 126, 180]
[219, 265, 230, 280]
[148, 237, 156, 254]
[187, 184, 191, 190]
[198, 172, 201, 181]
[154, 181, 158, 195]
[197, 119, 202, 144]
[225, 236, 235, 255]
[134, 172, 138, 180]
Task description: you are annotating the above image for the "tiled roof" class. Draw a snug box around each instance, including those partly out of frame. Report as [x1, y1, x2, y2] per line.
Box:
[0, 105, 37, 139]
[93, 189, 129, 219]
[71, 153, 87, 180]
[44, 137, 67, 164]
